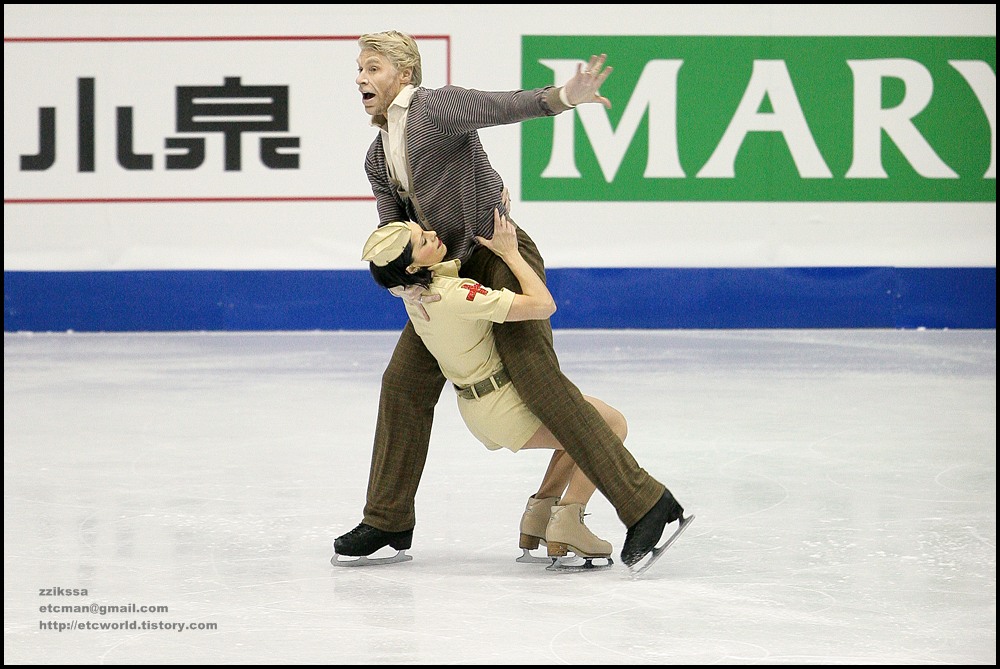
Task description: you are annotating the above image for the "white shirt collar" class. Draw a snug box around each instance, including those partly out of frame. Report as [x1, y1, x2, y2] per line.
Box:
[371, 84, 416, 129]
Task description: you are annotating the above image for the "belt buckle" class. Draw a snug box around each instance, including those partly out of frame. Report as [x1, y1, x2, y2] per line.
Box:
[460, 368, 505, 401]
[483, 372, 503, 398]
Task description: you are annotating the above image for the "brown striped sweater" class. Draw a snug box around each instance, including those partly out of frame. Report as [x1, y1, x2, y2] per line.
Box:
[364, 84, 570, 264]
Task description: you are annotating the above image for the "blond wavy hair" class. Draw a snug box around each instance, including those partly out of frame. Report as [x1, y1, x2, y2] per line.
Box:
[358, 30, 423, 87]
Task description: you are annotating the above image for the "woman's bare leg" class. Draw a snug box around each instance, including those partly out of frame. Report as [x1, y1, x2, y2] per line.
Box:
[521, 396, 628, 506]
[534, 451, 573, 499]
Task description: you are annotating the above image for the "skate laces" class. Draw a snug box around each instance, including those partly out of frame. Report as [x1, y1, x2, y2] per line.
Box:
[345, 523, 375, 539]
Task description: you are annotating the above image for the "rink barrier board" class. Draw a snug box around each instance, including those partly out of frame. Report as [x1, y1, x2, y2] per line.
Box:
[3, 267, 995, 332]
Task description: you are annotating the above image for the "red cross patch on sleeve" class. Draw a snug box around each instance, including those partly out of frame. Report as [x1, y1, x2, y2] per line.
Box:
[460, 282, 488, 301]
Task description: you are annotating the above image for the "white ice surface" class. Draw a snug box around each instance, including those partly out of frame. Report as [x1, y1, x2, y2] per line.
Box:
[4, 329, 996, 664]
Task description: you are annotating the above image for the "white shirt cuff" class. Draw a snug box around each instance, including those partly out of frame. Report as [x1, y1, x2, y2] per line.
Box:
[559, 86, 576, 108]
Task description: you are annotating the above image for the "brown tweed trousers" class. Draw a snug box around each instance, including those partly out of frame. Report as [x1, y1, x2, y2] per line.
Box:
[362, 224, 666, 532]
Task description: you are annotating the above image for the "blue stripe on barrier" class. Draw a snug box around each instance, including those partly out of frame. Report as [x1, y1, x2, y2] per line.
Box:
[3, 267, 995, 332]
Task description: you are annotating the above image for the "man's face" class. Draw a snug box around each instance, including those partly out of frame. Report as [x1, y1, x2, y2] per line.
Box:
[356, 49, 410, 119]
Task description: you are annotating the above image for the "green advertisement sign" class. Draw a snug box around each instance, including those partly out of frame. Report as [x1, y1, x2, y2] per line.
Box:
[521, 36, 995, 202]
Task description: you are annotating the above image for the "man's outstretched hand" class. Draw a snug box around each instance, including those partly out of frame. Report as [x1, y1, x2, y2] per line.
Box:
[561, 54, 613, 109]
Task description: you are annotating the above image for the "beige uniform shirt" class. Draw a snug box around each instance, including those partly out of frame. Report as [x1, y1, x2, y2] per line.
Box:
[404, 261, 542, 452]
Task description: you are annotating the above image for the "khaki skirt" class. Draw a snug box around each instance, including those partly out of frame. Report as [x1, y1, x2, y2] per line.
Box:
[456, 383, 542, 452]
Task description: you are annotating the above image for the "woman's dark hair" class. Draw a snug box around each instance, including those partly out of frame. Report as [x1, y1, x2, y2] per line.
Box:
[369, 242, 434, 290]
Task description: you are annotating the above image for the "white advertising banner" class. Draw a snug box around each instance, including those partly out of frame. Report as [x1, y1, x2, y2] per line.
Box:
[5, 4, 995, 272]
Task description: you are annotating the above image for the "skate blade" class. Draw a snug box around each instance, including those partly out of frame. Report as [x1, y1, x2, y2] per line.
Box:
[515, 548, 552, 564]
[546, 555, 614, 572]
[627, 514, 695, 578]
[330, 549, 413, 567]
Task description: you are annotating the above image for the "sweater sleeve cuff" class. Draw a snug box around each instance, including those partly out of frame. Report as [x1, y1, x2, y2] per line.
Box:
[558, 86, 576, 108]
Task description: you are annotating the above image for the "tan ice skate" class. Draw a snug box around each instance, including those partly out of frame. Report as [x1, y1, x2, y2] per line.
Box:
[544, 503, 614, 572]
[515, 495, 559, 564]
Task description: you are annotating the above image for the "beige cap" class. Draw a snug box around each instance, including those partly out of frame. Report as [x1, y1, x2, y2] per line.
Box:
[361, 222, 411, 266]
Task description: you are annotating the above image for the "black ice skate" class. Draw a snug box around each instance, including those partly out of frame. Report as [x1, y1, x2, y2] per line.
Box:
[331, 522, 414, 567]
[625, 514, 694, 577]
[621, 490, 691, 576]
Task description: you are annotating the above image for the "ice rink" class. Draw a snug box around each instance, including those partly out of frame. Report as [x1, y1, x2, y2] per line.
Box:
[4, 329, 996, 664]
